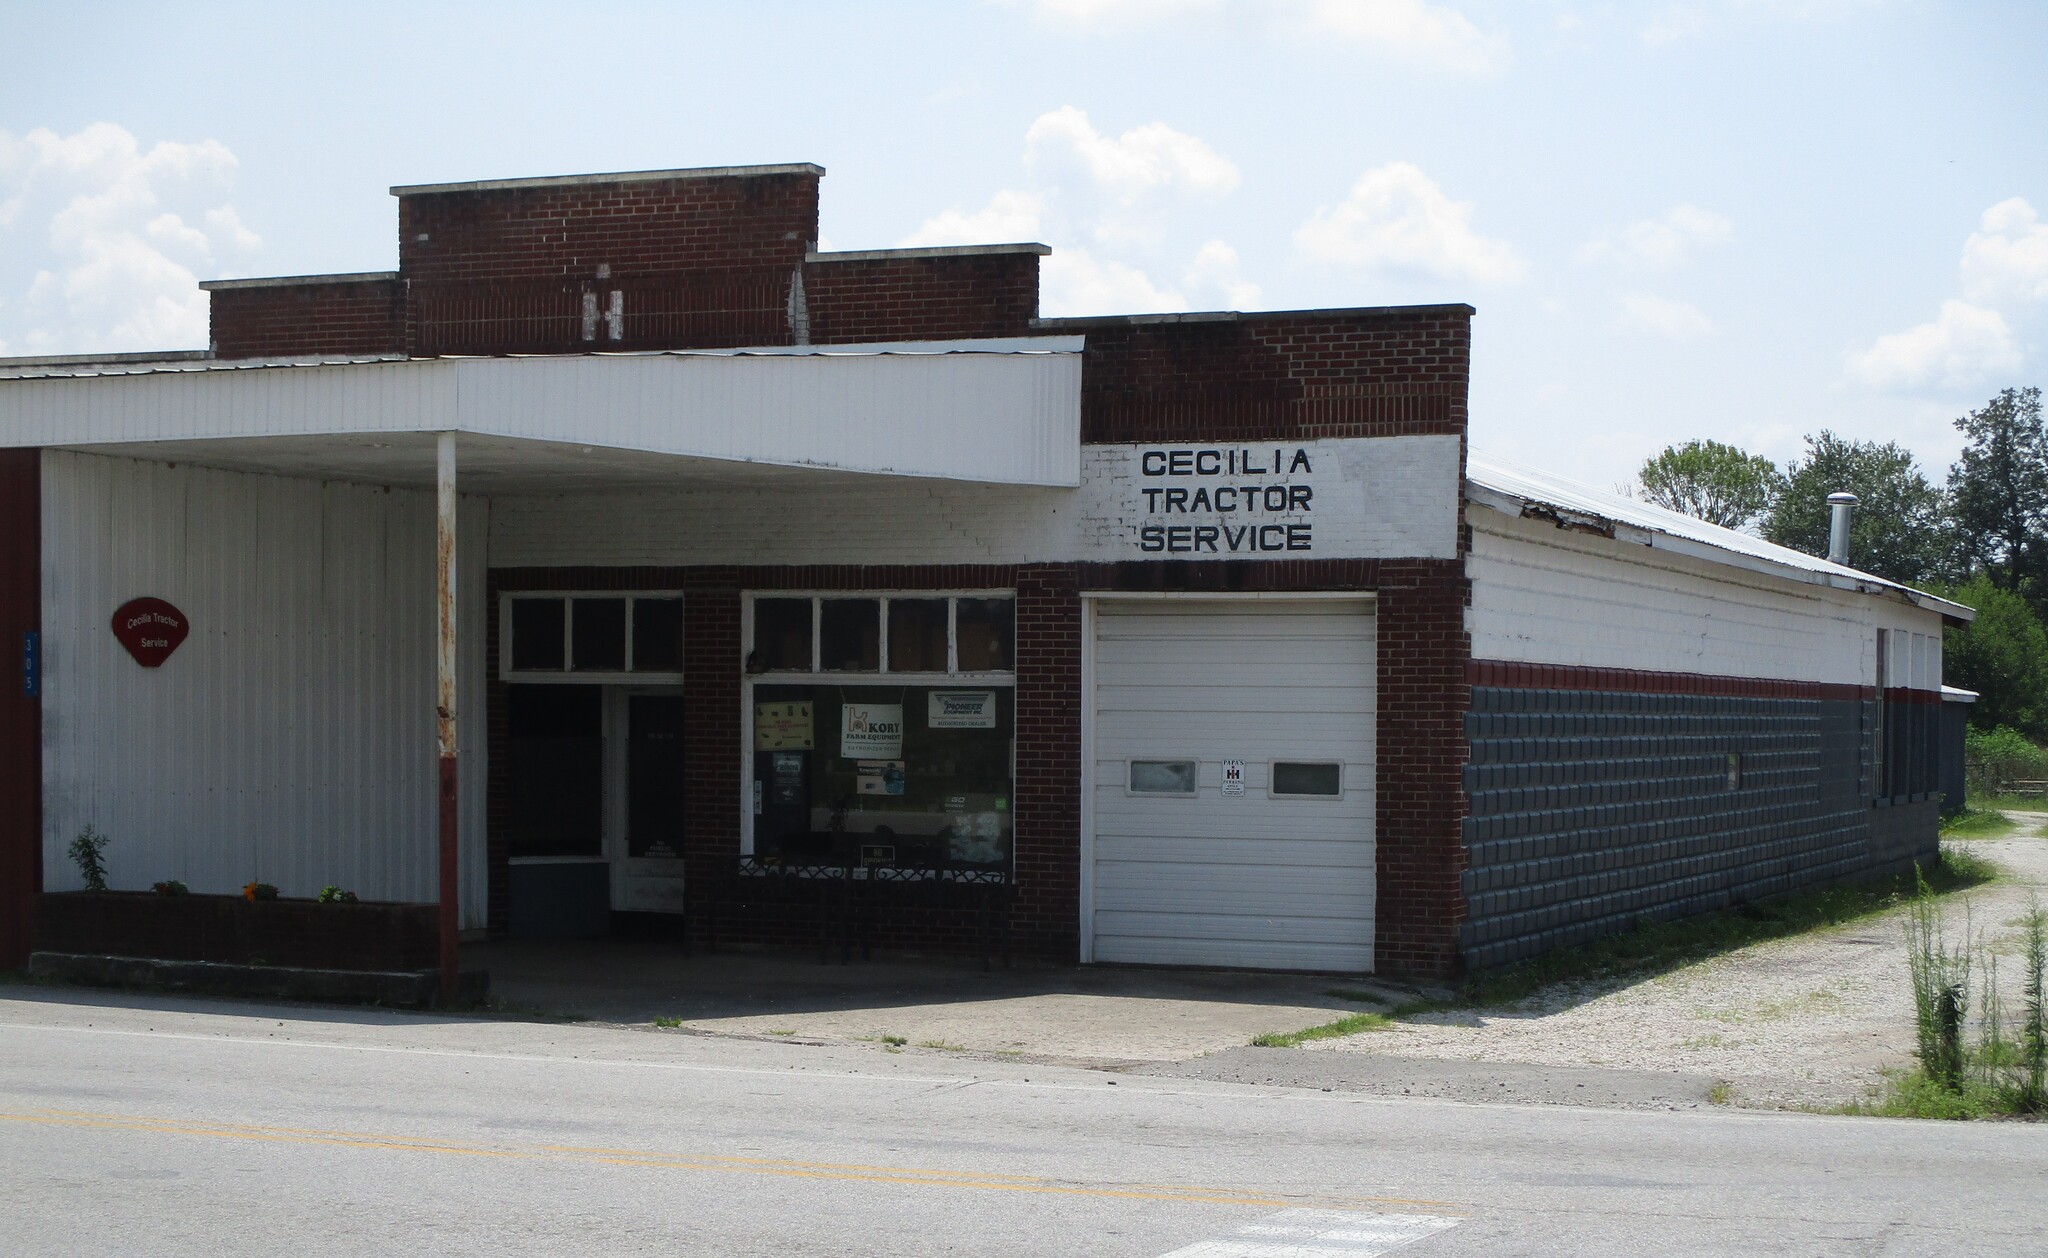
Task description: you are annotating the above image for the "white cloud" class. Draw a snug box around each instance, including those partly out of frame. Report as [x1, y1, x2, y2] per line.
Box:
[1846, 299, 2021, 391]
[1618, 292, 1714, 338]
[1041, 247, 1185, 316]
[0, 122, 258, 354]
[1297, 0, 1508, 74]
[1025, 106, 1239, 204]
[902, 189, 1045, 247]
[1295, 161, 1523, 283]
[1182, 239, 1262, 308]
[1578, 204, 1733, 267]
[1961, 197, 2048, 306]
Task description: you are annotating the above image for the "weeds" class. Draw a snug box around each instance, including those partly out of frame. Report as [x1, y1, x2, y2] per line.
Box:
[1878, 883, 2048, 1118]
[1941, 808, 2019, 840]
[653, 1016, 682, 1029]
[67, 826, 109, 892]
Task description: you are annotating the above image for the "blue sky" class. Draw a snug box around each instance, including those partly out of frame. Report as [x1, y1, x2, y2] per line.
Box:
[3, 0, 2044, 490]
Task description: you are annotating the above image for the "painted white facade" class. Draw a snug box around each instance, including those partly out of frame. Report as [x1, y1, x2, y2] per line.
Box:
[38, 450, 490, 925]
[1468, 510, 1945, 688]
[490, 435, 1463, 568]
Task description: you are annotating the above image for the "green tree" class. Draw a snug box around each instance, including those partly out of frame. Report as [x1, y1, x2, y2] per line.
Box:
[1949, 386, 2047, 593]
[1941, 573, 2048, 740]
[1762, 431, 1952, 586]
[1638, 439, 1784, 530]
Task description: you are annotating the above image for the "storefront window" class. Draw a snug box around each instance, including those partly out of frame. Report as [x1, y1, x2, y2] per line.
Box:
[752, 683, 1014, 868]
[956, 597, 1014, 672]
[819, 598, 881, 671]
[502, 593, 686, 678]
[572, 598, 627, 671]
[752, 598, 813, 671]
[887, 599, 949, 672]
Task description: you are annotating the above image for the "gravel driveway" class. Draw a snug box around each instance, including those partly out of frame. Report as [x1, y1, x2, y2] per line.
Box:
[1303, 815, 2048, 1111]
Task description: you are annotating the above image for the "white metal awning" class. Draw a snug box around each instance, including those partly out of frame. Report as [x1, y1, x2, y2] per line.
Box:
[0, 337, 1084, 490]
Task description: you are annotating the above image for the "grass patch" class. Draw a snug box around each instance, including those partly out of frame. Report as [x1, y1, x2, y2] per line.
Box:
[1252, 1011, 1396, 1047]
[1840, 1070, 2019, 1120]
[879, 1033, 907, 1047]
[1943, 807, 2020, 840]
[1967, 793, 2048, 815]
[653, 1015, 682, 1029]
[918, 1039, 968, 1051]
[1706, 1081, 1735, 1106]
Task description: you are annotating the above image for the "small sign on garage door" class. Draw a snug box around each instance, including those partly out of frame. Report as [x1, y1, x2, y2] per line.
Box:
[1221, 760, 1245, 797]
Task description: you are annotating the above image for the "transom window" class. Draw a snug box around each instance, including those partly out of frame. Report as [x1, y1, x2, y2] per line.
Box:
[747, 594, 1014, 676]
[502, 593, 684, 680]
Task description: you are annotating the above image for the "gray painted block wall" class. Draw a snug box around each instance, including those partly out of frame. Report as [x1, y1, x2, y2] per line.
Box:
[1461, 686, 1937, 970]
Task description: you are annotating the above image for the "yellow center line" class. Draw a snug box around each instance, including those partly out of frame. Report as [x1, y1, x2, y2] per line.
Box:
[1, 1108, 1465, 1216]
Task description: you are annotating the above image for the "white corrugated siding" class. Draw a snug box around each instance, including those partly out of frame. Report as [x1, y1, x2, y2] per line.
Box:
[39, 450, 488, 925]
[1468, 511, 1945, 687]
[1090, 601, 1376, 971]
[1, 347, 1083, 488]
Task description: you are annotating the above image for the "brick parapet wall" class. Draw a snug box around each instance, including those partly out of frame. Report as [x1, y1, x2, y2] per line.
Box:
[806, 253, 1040, 344]
[1057, 308, 1472, 445]
[208, 279, 403, 359]
[397, 172, 820, 284]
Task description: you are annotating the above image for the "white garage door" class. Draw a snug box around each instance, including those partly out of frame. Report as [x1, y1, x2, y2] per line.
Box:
[1089, 599, 1376, 971]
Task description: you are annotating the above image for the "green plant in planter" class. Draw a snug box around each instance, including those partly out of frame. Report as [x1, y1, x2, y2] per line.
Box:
[152, 880, 189, 896]
[242, 881, 279, 902]
[317, 885, 358, 904]
[67, 826, 109, 893]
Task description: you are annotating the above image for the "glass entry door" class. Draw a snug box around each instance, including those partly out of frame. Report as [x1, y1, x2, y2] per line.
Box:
[607, 688, 687, 913]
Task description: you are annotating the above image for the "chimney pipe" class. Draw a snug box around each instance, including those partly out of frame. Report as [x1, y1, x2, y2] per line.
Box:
[1826, 492, 1857, 565]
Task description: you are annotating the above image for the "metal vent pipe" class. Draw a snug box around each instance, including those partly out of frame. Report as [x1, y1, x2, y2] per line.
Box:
[1827, 492, 1857, 565]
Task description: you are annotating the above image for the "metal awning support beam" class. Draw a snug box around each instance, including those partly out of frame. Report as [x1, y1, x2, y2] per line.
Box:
[435, 433, 459, 1004]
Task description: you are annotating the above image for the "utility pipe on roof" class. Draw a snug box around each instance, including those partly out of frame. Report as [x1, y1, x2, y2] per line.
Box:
[436, 432, 459, 1004]
[1827, 492, 1857, 566]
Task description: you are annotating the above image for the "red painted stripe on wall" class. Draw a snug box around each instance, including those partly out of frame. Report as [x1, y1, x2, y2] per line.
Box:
[1466, 658, 1881, 703]
[0, 449, 41, 968]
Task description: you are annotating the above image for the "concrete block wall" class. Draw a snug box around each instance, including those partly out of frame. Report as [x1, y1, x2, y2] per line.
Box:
[1460, 663, 1917, 970]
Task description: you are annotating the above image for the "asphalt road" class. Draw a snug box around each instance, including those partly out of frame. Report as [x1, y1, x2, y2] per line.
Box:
[2, 987, 2043, 1257]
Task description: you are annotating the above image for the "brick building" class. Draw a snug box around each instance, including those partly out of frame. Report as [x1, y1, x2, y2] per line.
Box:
[0, 164, 1965, 983]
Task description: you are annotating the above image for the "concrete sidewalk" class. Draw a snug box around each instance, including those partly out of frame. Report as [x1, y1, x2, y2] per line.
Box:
[473, 938, 1419, 1066]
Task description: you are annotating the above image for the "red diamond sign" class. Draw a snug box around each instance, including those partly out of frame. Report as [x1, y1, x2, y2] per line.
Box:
[111, 597, 190, 668]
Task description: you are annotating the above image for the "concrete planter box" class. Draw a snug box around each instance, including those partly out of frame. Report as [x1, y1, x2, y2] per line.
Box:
[33, 891, 438, 972]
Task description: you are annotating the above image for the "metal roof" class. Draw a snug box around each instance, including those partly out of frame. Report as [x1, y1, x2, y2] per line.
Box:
[1466, 453, 1974, 623]
[0, 337, 1085, 491]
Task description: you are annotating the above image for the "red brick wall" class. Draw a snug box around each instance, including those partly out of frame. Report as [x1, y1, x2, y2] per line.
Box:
[398, 171, 819, 356]
[1054, 307, 1472, 444]
[208, 279, 403, 359]
[806, 253, 1041, 345]
[0, 450, 39, 968]
[398, 172, 820, 283]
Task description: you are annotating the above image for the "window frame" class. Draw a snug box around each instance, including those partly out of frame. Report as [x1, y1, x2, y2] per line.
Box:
[1126, 758, 1201, 798]
[1267, 760, 1345, 799]
[740, 590, 1018, 857]
[742, 590, 1019, 682]
[499, 590, 686, 684]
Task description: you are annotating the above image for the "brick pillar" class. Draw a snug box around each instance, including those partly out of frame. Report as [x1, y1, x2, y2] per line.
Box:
[1013, 563, 1082, 960]
[0, 449, 41, 968]
[682, 569, 742, 935]
[1372, 557, 1471, 980]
